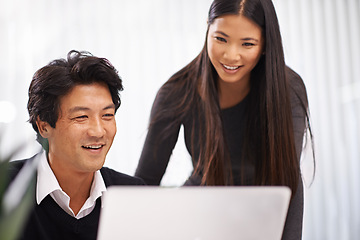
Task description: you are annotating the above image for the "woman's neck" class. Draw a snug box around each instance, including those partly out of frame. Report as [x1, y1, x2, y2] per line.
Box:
[218, 77, 250, 109]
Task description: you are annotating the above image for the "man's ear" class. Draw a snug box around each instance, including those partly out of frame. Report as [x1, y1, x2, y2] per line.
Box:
[36, 117, 51, 138]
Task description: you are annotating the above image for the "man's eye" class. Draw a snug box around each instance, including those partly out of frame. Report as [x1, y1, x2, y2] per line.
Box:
[103, 114, 114, 119]
[75, 115, 88, 119]
[215, 36, 227, 43]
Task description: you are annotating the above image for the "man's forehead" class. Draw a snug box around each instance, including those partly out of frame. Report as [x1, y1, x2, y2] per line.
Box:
[58, 83, 114, 113]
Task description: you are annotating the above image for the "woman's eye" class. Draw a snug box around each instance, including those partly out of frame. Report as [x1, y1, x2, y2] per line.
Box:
[243, 42, 255, 47]
[215, 36, 227, 43]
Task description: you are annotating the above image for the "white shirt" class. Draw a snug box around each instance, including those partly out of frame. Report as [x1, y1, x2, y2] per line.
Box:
[36, 151, 107, 219]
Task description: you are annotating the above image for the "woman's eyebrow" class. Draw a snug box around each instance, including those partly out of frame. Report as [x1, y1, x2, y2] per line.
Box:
[214, 31, 260, 42]
[241, 37, 259, 42]
[214, 31, 229, 37]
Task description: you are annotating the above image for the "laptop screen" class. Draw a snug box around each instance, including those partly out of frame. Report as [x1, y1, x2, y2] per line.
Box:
[97, 186, 291, 240]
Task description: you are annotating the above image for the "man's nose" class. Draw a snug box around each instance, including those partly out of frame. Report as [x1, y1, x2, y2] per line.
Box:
[88, 118, 106, 138]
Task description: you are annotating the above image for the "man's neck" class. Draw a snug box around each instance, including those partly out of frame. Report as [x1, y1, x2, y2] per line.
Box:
[48, 160, 95, 215]
[62, 173, 94, 215]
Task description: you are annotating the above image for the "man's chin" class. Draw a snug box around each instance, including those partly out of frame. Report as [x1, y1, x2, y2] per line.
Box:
[82, 158, 106, 173]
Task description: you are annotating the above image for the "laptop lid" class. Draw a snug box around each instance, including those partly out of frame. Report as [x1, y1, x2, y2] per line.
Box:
[97, 186, 291, 240]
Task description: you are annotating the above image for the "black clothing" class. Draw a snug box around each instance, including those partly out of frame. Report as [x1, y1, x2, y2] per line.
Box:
[7, 154, 145, 240]
[135, 68, 308, 240]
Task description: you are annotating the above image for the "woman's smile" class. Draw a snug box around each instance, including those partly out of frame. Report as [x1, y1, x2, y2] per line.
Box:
[221, 63, 242, 73]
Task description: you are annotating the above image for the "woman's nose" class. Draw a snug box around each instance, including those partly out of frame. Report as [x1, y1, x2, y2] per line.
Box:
[224, 45, 241, 62]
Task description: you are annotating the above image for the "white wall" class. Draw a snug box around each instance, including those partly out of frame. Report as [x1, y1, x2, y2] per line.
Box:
[0, 0, 359, 239]
[274, 1, 360, 239]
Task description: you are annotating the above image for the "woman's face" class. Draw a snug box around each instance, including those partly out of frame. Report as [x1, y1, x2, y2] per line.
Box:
[207, 14, 264, 86]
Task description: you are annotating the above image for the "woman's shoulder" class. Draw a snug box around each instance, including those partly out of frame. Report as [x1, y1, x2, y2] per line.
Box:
[152, 81, 180, 111]
[154, 72, 195, 107]
[286, 66, 308, 108]
[160, 69, 192, 93]
[156, 81, 178, 101]
[286, 67, 305, 91]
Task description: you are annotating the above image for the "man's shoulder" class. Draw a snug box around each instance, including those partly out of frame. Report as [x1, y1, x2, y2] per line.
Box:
[100, 167, 145, 186]
[7, 154, 38, 181]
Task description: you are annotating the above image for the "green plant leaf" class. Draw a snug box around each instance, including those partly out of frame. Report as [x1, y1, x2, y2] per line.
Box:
[0, 176, 35, 240]
[0, 141, 40, 240]
[0, 143, 25, 217]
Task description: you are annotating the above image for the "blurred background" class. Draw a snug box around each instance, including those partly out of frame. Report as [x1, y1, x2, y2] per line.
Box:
[0, 0, 359, 239]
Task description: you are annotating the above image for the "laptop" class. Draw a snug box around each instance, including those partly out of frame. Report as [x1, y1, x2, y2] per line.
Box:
[97, 186, 291, 240]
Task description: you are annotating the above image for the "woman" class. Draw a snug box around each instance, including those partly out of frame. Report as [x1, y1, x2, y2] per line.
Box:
[136, 0, 312, 239]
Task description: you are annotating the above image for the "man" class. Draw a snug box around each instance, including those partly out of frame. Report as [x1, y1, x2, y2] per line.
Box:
[8, 50, 144, 240]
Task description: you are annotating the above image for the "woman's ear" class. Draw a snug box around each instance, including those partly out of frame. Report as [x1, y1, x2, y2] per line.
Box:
[36, 117, 51, 138]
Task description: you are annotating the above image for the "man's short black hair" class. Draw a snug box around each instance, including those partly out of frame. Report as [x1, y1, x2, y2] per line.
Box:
[27, 50, 123, 147]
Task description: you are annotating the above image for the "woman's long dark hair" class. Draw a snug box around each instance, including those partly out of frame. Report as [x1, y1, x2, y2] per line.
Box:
[151, 0, 312, 195]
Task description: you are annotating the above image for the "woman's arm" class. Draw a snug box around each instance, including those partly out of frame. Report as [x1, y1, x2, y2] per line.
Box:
[282, 67, 308, 240]
[287, 67, 308, 162]
[135, 86, 181, 185]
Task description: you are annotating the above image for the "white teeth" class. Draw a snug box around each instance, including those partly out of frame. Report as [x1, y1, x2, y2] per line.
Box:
[83, 145, 102, 149]
[223, 64, 240, 70]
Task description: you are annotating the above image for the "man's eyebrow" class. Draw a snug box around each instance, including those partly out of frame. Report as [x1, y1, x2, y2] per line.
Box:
[68, 104, 115, 113]
[104, 104, 116, 110]
[69, 106, 90, 113]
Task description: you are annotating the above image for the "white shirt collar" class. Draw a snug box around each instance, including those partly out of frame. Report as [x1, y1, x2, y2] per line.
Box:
[36, 151, 107, 219]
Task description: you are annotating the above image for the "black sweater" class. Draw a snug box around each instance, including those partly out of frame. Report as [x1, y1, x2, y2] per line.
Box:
[7, 156, 145, 240]
[135, 67, 308, 240]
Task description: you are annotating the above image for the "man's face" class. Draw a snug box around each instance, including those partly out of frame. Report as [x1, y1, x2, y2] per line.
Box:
[38, 82, 117, 175]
